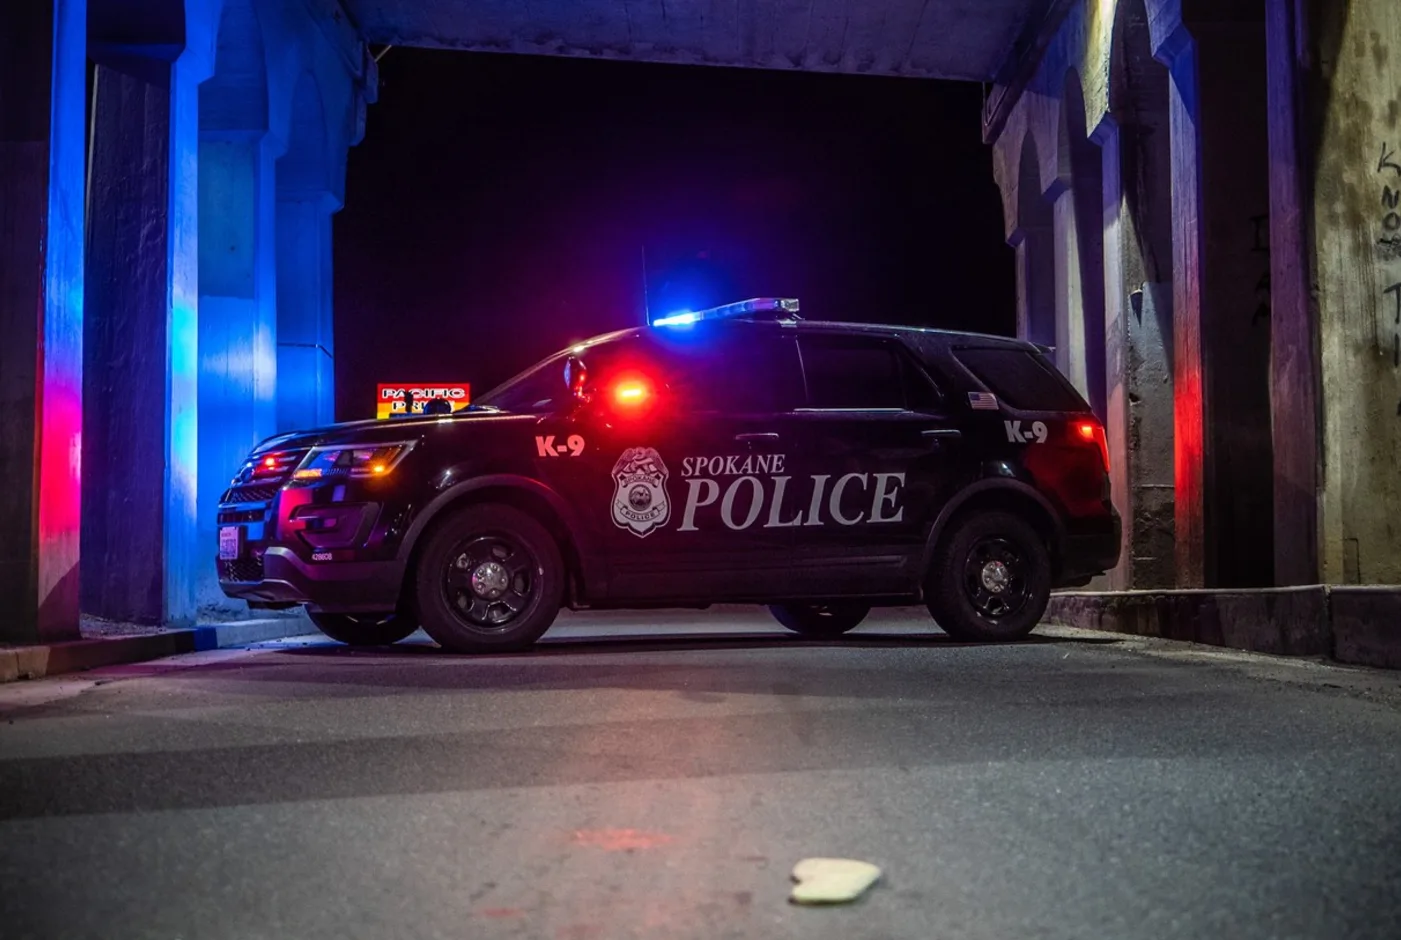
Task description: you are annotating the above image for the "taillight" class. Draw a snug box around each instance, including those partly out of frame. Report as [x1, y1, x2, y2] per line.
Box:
[1075, 420, 1110, 473]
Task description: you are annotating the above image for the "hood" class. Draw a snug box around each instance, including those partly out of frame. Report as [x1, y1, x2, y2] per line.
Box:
[248, 407, 519, 455]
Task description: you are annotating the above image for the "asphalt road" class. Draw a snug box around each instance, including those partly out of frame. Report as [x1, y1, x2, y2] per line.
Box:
[2, 608, 1400, 940]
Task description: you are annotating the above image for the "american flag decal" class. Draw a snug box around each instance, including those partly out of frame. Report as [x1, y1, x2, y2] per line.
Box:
[967, 391, 999, 411]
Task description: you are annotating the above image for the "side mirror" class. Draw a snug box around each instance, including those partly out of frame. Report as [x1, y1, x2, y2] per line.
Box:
[563, 356, 589, 401]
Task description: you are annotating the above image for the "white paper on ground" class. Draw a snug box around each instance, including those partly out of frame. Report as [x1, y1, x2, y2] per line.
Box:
[789, 857, 882, 905]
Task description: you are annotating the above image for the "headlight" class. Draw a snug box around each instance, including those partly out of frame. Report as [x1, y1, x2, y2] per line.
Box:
[292, 442, 416, 481]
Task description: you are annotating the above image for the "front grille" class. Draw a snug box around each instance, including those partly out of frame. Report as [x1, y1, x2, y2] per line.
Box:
[218, 508, 264, 524]
[219, 557, 265, 582]
[222, 484, 282, 505]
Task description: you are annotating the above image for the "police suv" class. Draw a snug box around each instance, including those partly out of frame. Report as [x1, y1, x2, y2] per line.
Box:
[217, 298, 1120, 652]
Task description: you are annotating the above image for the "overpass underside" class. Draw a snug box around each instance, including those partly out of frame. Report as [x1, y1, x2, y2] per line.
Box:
[2, 0, 1399, 651]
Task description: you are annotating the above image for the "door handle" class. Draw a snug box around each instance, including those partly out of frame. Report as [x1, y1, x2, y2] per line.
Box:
[922, 429, 961, 447]
[734, 432, 781, 443]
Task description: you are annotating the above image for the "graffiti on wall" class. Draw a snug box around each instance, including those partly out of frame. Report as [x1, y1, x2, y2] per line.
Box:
[1379, 142, 1401, 415]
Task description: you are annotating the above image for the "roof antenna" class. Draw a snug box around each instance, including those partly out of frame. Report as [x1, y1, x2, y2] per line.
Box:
[641, 244, 652, 327]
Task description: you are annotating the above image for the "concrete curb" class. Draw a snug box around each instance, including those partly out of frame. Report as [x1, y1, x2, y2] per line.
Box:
[0, 619, 319, 683]
[1046, 585, 1401, 670]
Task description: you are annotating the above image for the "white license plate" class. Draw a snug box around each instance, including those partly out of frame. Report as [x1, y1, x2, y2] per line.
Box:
[218, 526, 242, 561]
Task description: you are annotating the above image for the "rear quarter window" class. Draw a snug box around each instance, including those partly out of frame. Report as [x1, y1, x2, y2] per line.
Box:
[953, 347, 1089, 413]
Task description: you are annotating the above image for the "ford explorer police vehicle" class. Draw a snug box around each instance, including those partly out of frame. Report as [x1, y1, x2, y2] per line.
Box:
[217, 298, 1120, 652]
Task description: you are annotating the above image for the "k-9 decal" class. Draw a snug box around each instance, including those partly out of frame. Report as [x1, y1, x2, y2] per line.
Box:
[535, 434, 586, 457]
[1005, 420, 1049, 444]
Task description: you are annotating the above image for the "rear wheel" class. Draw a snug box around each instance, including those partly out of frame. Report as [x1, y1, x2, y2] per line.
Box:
[307, 611, 417, 647]
[926, 511, 1051, 642]
[769, 602, 870, 639]
[413, 503, 564, 653]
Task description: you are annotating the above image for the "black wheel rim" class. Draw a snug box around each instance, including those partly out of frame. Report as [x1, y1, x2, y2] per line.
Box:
[441, 533, 538, 634]
[962, 536, 1030, 620]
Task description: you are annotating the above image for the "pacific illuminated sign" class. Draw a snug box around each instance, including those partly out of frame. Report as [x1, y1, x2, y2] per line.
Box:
[376, 383, 471, 418]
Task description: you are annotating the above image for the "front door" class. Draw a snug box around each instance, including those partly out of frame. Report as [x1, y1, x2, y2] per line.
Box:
[539, 324, 808, 602]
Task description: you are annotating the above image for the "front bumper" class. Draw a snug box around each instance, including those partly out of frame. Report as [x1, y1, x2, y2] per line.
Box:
[220, 547, 404, 613]
[215, 468, 411, 613]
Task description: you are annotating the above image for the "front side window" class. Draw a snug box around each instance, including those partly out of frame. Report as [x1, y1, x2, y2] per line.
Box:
[661, 330, 804, 415]
[798, 336, 907, 410]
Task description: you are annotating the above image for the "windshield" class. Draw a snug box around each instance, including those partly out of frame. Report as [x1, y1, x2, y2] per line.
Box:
[474, 333, 644, 415]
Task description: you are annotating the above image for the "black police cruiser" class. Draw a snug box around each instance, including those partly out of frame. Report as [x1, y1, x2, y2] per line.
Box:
[217, 298, 1119, 652]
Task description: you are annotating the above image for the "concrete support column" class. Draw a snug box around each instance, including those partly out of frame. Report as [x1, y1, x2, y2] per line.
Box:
[1013, 222, 1056, 349]
[82, 40, 204, 625]
[1164, 10, 1276, 589]
[1165, 36, 1207, 588]
[197, 134, 279, 610]
[1264, 0, 1320, 586]
[1101, 124, 1132, 590]
[275, 194, 338, 431]
[83, 67, 172, 623]
[0, 0, 85, 644]
[1052, 186, 1090, 397]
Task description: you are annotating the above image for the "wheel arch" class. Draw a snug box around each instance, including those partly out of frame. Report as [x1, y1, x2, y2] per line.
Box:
[922, 479, 1066, 578]
[397, 475, 601, 604]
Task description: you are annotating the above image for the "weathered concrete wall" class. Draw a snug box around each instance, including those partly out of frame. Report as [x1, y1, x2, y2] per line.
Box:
[1311, 0, 1401, 585]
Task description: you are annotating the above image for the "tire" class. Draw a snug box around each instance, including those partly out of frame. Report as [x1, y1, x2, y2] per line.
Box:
[926, 510, 1051, 642]
[307, 611, 417, 647]
[413, 503, 564, 653]
[769, 602, 870, 639]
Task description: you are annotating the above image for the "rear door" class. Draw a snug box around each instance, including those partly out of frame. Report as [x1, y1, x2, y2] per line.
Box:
[783, 331, 970, 596]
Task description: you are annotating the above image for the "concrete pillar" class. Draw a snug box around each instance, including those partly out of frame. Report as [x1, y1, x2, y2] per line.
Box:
[83, 67, 173, 623]
[1052, 186, 1090, 395]
[82, 4, 206, 625]
[1014, 224, 1057, 350]
[1308, 0, 1401, 585]
[1165, 35, 1207, 588]
[275, 194, 338, 431]
[1264, 0, 1319, 586]
[196, 134, 279, 609]
[1104, 0, 1178, 591]
[1161, 8, 1275, 589]
[0, 0, 85, 644]
[1194, 12, 1275, 588]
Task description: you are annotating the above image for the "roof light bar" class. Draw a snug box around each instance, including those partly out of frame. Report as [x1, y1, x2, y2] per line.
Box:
[652, 297, 799, 327]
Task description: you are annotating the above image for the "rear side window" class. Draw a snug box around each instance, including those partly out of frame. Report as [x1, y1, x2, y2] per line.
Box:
[799, 337, 906, 409]
[954, 347, 1089, 412]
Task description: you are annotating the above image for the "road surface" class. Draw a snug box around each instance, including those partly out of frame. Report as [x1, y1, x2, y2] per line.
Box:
[2, 608, 1400, 939]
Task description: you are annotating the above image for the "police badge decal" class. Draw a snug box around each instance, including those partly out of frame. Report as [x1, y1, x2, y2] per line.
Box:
[611, 447, 671, 537]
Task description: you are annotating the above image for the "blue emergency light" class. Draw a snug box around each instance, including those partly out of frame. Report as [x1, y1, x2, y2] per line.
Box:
[651, 297, 800, 327]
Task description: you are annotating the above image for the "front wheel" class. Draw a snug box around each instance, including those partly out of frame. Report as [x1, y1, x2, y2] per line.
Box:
[769, 602, 870, 639]
[413, 503, 564, 653]
[307, 611, 417, 647]
[926, 511, 1051, 642]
